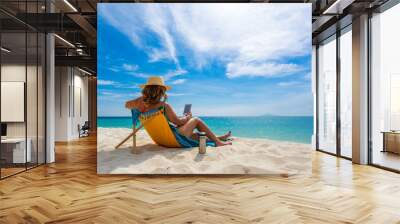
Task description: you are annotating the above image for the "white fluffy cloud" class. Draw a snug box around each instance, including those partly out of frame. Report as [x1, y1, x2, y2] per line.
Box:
[278, 81, 302, 87]
[163, 69, 187, 81]
[144, 8, 178, 65]
[98, 79, 138, 89]
[106, 63, 138, 73]
[171, 79, 186, 85]
[168, 4, 311, 78]
[98, 80, 118, 86]
[100, 3, 311, 78]
[122, 63, 138, 72]
[130, 68, 187, 81]
[226, 63, 303, 79]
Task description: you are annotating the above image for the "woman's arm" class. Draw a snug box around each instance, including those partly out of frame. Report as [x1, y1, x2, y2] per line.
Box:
[125, 97, 142, 109]
[164, 103, 191, 127]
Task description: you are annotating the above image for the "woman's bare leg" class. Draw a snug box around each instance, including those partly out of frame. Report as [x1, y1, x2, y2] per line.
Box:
[218, 131, 232, 141]
[178, 118, 199, 137]
[192, 132, 231, 141]
[178, 117, 231, 146]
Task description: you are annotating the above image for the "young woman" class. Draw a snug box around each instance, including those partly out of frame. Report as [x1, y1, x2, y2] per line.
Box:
[125, 76, 232, 147]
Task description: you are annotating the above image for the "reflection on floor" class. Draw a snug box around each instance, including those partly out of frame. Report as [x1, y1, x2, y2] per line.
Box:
[0, 167, 25, 178]
[0, 163, 42, 179]
[373, 150, 400, 170]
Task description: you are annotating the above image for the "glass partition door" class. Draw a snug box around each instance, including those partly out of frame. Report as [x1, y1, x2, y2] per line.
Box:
[1, 30, 28, 177]
[316, 25, 353, 159]
[317, 36, 337, 154]
[370, 3, 400, 171]
[0, 1, 46, 179]
[339, 27, 352, 158]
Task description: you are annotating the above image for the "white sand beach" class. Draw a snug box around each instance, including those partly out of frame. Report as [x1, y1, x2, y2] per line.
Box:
[97, 128, 312, 175]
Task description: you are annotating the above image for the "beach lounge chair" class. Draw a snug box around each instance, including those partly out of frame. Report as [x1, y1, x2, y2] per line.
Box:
[115, 106, 214, 153]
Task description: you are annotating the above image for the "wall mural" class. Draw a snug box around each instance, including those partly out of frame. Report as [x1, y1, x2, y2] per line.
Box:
[97, 3, 313, 175]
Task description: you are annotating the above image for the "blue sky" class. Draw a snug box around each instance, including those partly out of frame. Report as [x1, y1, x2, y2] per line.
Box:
[98, 3, 312, 117]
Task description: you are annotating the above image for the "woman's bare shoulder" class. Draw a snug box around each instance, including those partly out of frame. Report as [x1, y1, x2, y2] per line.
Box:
[125, 96, 143, 109]
[162, 102, 172, 109]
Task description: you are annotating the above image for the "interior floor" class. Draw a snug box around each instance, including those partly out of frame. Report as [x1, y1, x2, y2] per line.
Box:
[0, 135, 400, 223]
[0, 167, 25, 178]
[373, 150, 400, 171]
[0, 162, 45, 178]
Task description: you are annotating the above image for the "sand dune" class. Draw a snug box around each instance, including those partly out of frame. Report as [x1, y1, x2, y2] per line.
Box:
[97, 128, 311, 175]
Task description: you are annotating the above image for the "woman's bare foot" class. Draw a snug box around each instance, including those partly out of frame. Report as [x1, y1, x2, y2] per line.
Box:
[218, 131, 232, 141]
[215, 140, 232, 147]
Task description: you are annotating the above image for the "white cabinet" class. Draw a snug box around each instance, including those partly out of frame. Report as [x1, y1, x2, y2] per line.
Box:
[1, 138, 32, 163]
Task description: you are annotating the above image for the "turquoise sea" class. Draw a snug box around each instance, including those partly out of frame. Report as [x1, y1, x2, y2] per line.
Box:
[98, 116, 313, 144]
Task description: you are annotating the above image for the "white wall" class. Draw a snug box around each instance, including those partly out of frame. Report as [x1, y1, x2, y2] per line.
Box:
[54, 67, 89, 141]
[1, 65, 26, 139]
[55, 66, 69, 141]
[1, 82, 25, 122]
[1, 63, 46, 164]
[1, 65, 42, 138]
[70, 73, 89, 138]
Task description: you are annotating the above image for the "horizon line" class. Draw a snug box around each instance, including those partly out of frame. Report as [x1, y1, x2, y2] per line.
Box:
[98, 114, 314, 118]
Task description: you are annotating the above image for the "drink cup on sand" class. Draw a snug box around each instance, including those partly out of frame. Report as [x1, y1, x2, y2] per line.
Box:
[198, 132, 206, 154]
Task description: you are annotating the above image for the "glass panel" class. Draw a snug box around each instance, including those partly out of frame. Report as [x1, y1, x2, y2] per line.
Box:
[340, 28, 352, 158]
[38, 32, 45, 165]
[371, 4, 400, 171]
[26, 0, 39, 169]
[1, 31, 27, 177]
[317, 36, 337, 154]
[27, 31, 38, 169]
[391, 75, 400, 130]
[0, 1, 46, 178]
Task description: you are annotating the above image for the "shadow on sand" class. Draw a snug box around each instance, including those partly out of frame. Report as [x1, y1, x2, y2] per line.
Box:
[97, 143, 193, 173]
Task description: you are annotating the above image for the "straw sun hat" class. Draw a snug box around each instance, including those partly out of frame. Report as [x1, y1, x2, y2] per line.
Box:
[139, 76, 171, 91]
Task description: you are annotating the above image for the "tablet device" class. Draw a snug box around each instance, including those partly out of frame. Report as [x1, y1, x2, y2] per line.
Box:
[183, 104, 192, 115]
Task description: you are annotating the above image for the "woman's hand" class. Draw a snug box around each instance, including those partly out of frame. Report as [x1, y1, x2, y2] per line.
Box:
[184, 112, 192, 119]
[164, 103, 193, 127]
[180, 112, 192, 125]
[183, 114, 191, 123]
